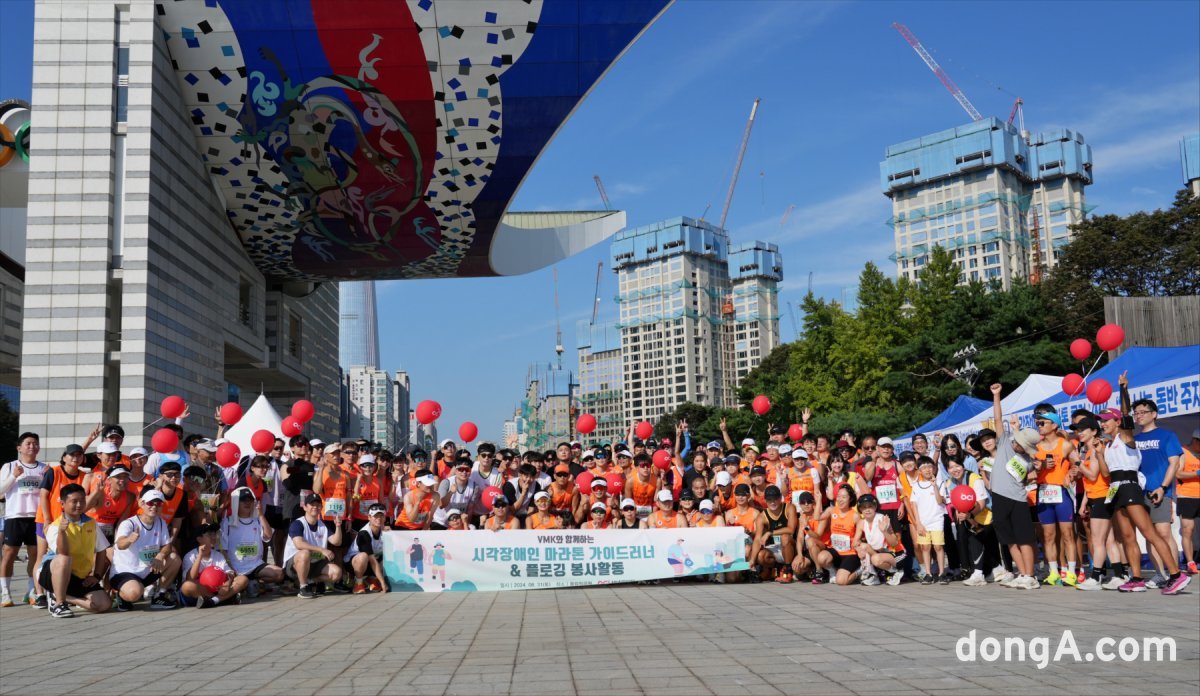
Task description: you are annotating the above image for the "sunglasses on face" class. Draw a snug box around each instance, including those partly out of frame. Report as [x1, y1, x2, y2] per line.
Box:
[143, 500, 163, 506]
[622, 507, 636, 512]
[591, 509, 605, 515]
[342, 450, 357, 455]
[637, 464, 651, 468]
[163, 472, 181, 479]
[554, 472, 569, 478]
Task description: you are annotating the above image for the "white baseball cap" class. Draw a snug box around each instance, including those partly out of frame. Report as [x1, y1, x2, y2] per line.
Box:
[417, 474, 437, 487]
[591, 478, 607, 489]
[715, 471, 733, 486]
[439, 439, 455, 448]
[765, 442, 780, 450]
[533, 491, 550, 502]
[309, 438, 325, 447]
[741, 438, 755, 447]
[656, 489, 673, 502]
[97, 442, 119, 454]
[699, 499, 715, 512]
[358, 454, 377, 465]
[620, 498, 636, 509]
[130, 447, 148, 458]
[140, 488, 166, 503]
[778, 444, 792, 455]
[877, 437, 894, 448]
[590, 502, 607, 512]
[792, 448, 809, 460]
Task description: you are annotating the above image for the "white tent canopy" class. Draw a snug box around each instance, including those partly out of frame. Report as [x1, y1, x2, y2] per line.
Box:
[932, 374, 1063, 440]
[221, 393, 284, 458]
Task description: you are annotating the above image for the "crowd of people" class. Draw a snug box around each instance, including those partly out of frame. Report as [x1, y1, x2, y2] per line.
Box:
[1, 370, 1196, 617]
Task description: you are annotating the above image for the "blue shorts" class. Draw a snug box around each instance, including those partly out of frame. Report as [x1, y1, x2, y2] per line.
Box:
[1035, 487, 1074, 524]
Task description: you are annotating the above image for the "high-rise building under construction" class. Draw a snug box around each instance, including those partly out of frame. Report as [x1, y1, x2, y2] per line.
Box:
[881, 117, 1093, 288]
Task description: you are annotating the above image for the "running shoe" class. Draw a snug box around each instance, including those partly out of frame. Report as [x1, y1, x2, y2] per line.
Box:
[775, 571, 795, 584]
[353, 580, 367, 594]
[48, 601, 74, 619]
[1102, 575, 1128, 591]
[196, 598, 217, 609]
[1076, 571, 1087, 585]
[861, 572, 880, 586]
[0, 592, 13, 608]
[227, 593, 242, 606]
[1016, 575, 1041, 590]
[811, 572, 828, 585]
[1161, 574, 1192, 596]
[920, 573, 935, 585]
[1118, 578, 1147, 593]
[938, 572, 952, 585]
[1075, 578, 1102, 591]
[297, 585, 316, 599]
[886, 570, 903, 586]
[113, 596, 133, 612]
[331, 580, 352, 594]
[991, 565, 1011, 583]
[313, 582, 328, 595]
[368, 578, 384, 592]
[1144, 573, 1167, 589]
[1187, 561, 1198, 575]
[246, 580, 260, 599]
[1060, 571, 1077, 588]
[149, 592, 178, 610]
[1042, 570, 1061, 586]
[962, 572, 987, 587]
[31, 594, 47, 609]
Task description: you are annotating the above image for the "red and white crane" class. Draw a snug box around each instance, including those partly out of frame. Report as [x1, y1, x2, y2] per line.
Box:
[891, 22, 983, 122]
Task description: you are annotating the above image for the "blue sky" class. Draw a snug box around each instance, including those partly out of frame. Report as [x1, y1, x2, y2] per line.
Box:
[3, 1, 1198, 443]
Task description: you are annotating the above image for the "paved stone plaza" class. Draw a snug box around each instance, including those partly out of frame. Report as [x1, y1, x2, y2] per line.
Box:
[1, 578, 1197, 696]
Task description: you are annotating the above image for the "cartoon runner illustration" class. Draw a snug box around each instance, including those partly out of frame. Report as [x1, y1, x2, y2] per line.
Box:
[431, 542, 453, 589]
[667, 539, 692, 576]
[408, 538, 426, 581]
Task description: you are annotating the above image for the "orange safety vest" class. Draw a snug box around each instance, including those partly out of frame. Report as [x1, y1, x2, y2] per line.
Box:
[395, 493, 433, 530]
[526, 512, 561, 530]
[829, 508, 858, 556]
[484, 516, 520, 531]
[649, 509, 684, 529]
[630, 476, 657, 507]
[1178, 448, 1200, 499]
[35, 465, 86, 524]
[89, 487, 136, 526]
[1035, 437, 1072, 487]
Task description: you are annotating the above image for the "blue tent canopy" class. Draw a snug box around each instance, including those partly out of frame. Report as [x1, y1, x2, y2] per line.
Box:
[895, 394, 990, 449]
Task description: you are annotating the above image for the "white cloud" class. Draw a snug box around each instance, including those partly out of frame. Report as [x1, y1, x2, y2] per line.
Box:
[1062, 78, 1200, 140]
[1092, 125, 1194, 175]
[733, 181, 889, 244]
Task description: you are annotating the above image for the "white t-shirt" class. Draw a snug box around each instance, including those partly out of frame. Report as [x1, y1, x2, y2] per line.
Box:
[0, 460, 48, 518]
[221, 516, 269, 575]
[434, 478, 480, 526]
[182, 547, 232, 579]
[111, 515, 173, 577]
[283, 516, 332, 564]
[908, 480, 945, 531]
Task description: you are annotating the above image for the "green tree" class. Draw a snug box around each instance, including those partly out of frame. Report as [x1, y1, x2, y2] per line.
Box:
[654, 402, 713, 440]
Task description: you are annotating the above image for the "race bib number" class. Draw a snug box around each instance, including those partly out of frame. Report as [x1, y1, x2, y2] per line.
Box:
[137, 547, 159, 564]
[235, 542, 259, 561]
[17, 476, 40, 493]
[771, 534, 782, 548]
[1037, 484, 1063, 505]
[358, 498, 378, 516]
[831, 533, 851, 553]
[200, 493, 219, 510]
[1106, 482, 1120, 503]
[1005, 457, 1027, 482]
[636, 505, 652, 519]
[875, 484, 898, 505]
[979, 457, 994, 473]
[324, 498, 345, 517]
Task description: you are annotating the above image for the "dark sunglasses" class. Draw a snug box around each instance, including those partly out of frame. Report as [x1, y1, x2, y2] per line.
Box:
[554, 472, 569, 478]
[342, 449, 358, 455]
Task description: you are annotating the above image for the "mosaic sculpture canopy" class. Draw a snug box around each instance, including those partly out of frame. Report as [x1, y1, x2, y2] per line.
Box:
[159, 0, 669, 281]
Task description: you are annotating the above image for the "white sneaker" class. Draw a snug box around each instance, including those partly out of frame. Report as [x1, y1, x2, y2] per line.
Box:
[962, 571, 987, 587]
[1102, 575, 1127, 590]
[992, 567, 1015, 584]
[1076, 577, 1102, 591]
[998, 574, 1019, 588]
[1144, 573, 1167, 589]
[861, 572, 881, 586]
[0, 591, 12, 608]
[1017, 575, 1041, 590]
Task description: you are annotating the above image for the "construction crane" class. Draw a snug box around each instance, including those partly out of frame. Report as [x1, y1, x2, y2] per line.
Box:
[780, 204, 795, 227]
[718, 97, 761, 230]
[589, 261, 603, 326]
[1006, 97, 1023, 128]
[891, 22, 982, 122]
[698, 203, 711, 222]
[553, 268, 564, 368]
[593, 175, 611, 211]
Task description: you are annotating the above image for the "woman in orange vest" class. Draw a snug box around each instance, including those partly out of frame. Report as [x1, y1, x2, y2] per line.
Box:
[644, 489, 687, 529]
[547, 465, 579, 526]
[483, 497, 520, 531]
[815, 484, 861, 585]
[1073, 415, 1123, 590]
[525, 492, 562, 530]
[350, 455, 384, 532]
[692, 499, 725, 528]
[576, 478, 612, 526]
[791, 491, 828, 582]
[1177, 438, 1200, 575]
[581, 502, 611, 529]
[395, 471, 439, 530]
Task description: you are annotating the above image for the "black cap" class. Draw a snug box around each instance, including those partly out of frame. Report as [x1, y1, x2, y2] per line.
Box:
[680, 490, 696, 501]
[195, 522, 220, 537]
[1070, 416, 1100, 432]
[303, 493, 322, 506]
[770, 425, 787, 435]
[237, 488, 257, 502]
[102, 425, 125, 439]
[63, 444, 84, 455]
[734, 483, 751, 496]
[857, 493, 879, 508]
[764, 485, 782, 500]
[410, 448, 428, 461]
[724, 455, 741, 465]
[750, 466, 766, 477]
[645, 439, 658, 449]
[796, 491, 816, 505]
[158, 461, 182, 474]
[183, 465, 205, 479]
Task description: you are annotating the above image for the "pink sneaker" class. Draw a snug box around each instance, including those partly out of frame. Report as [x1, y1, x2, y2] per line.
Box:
[1118, 578, 1146, 593]
[1076, 571, 1086, 585]
[1161, 573, 1192, 596]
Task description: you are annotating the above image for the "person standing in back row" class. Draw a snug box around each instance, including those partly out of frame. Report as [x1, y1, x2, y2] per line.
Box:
[0, 432, 47, 607]
[1131, 395, 1185, 589]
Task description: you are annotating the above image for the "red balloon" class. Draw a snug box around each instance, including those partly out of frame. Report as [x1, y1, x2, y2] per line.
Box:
[635, 421, 654, 440]
[605, 472, 624, 496]
[1069, 338, 1092, 362]
[575, 471, 594, 493]
[459, 422, 478, 443]
[1086, 378, 1113, 405]
[950, 485, 977, 514]
[291, 399, 315, 423]
[481, 486, 504, 511]
[160, 395, 186, 420]
[653, 449, 672, 470]
[150, 428, 179, 454]
[1096, 324, 1125, 352]
[251, 429, 276, 454]
[219, 402, 243, 426]
[752, 395, 771, 416]
[1061, 373, 1085, 397]
[787, 424, 804, 441]
[215, 442, 241, 468]
[280, 417, 303, 438]
[198, 565, 227, 594]
[576, 413, 597, 435]
[415, 400, 441, 425]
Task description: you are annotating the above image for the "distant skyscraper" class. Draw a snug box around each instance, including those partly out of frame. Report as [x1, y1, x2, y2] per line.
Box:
[882, 117, 1093, 288]
[339, 281, 380, 370]
[728, 242, 783, 388]
[344, 366, 396, 449]
[1182, 133, 1200, 197]
[577, 320, 624, 444]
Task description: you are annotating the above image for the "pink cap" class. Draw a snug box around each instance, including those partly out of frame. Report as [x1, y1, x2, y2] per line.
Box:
[1097, 407, 1122, 421]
